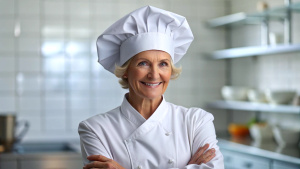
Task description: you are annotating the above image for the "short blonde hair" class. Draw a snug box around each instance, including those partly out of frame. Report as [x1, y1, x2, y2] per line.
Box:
[114, 58, 182, 89]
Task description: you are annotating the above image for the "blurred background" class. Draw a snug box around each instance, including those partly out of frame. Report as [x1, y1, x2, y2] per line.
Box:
[0, 0, 300, 168]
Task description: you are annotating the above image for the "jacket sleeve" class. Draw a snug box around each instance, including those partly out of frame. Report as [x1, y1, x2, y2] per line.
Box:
[78, 121, 112, 165]
[170, 111, 224, 169]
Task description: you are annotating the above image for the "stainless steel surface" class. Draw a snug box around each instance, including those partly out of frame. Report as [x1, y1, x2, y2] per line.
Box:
[206, 100, 300, 114]
[206, 2, 300, 28]
[261, 19, 269, 45]
[0, 142, 82, 169]
[15, 142, 80, 154]
[284, 0, 292, 44]
[0, 114, 29, 152]
[0, 115, 16, 152]
[207, 43, 300, 59]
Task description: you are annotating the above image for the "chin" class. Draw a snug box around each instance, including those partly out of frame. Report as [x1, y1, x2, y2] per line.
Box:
[142, 93, 163, 100]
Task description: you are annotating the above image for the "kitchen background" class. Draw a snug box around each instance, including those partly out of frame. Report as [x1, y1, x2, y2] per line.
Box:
[0, 0, 229, 142]
[0, 0, 300, 163]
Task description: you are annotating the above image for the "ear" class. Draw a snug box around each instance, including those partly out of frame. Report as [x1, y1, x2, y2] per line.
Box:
[123, 72, 128, 78]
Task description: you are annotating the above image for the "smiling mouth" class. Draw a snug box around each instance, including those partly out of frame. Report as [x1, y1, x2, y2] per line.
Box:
[141, 82, 162, 87]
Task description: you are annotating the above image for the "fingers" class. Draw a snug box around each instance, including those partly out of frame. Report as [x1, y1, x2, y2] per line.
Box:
[189, 144, 216, 165]
[84, 161, 103, 169]
[197, 148, 216, 164]
[188, 144, 209, 164]
[195, 144, 209, 157]
[87, 155, 110, 162]
[84, 155, 111, 169]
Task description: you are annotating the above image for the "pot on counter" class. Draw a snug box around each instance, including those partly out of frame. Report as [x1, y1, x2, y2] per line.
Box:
[0, 114, 29, 152]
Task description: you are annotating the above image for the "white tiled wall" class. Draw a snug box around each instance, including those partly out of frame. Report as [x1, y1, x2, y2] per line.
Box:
[0, 0, 228, 141]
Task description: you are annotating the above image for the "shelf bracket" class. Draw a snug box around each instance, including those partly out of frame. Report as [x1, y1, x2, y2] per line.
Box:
[284, 0, 292, 44]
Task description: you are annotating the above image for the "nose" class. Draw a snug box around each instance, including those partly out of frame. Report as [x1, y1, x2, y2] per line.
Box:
[147, 65, 159, 80]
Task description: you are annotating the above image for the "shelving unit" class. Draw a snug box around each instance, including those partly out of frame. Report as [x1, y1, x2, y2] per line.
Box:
[206, 100, 300, 114]
[206, 2, 300, 168]
[206, 1, 300, 114]
[206, 1, 300, 60]
[207, 3, 300, 27]
[208, 43, 300, 59]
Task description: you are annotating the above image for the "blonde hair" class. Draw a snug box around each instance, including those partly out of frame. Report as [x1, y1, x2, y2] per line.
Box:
[114, 58, 182, 89]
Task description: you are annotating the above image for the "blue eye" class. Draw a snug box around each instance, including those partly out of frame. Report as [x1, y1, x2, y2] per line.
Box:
[138, 61, 148, 66]
[160, 62, 168, 67]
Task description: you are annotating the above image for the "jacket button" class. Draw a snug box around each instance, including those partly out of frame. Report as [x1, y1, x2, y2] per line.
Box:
[165, 132, 171, 136]
[168, 159, 174, 164]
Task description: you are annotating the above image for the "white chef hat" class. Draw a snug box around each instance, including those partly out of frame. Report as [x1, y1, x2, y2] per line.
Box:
[97, 5, 194, 73]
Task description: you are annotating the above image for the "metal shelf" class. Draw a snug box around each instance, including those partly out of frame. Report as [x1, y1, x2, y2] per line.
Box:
[207, 43, 300, 59]
[206, 100, 300, 114]
[207, 2, 300, 28]
[206, 2, 300, 60]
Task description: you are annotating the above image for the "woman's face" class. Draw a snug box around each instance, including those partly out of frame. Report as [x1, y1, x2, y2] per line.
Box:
[125, 50, 172, 101]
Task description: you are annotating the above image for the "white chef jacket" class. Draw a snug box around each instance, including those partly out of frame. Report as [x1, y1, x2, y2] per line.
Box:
[78, 95, 224, 169]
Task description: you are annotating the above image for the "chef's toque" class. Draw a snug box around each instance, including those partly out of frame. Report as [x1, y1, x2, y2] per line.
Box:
[97, 5, 194, 73]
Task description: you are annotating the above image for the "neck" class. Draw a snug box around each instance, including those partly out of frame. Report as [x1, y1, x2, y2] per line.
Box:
[126, 93, 162, 119]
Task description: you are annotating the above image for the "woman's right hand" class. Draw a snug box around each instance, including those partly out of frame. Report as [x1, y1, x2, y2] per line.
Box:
[83, 155, 125, 169]
[188, 144, 216, 165]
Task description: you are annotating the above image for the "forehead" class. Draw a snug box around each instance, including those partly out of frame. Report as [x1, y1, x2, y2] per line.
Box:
[133, 50, 171, 61]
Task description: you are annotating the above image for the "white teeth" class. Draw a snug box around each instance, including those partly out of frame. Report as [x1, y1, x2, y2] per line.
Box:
[144, 82, 160, 86]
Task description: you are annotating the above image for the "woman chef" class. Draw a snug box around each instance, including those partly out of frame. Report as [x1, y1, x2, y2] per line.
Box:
[78, 6, 224, 169]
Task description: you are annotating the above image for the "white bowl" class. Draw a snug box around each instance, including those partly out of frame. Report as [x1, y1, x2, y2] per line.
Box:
[273, 127, 300, 146]
[221, 86, 249, 101]
[249, 123, 273, 142]
[265, 90, 296, 105]
[247, 89, 267, 103]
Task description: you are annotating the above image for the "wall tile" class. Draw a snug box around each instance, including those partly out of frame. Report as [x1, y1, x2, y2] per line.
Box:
[45, 116, 66, 131]
[0, 76, 15, 91]
[0, 57, 15, 72]
[16, 73, 42, 92]
[0, 95, 16, 112]
[43, 57, 66, 73]
[19, 96, 41, 110]
[18, 37, 40, 52]
[44, 109, 66, 117]
[69, 21, 90, 39]
[18, 115, 42, 132]
[69, 1, 90, 17]
[18, 0, 40, 16]
[0, 0, 15, 16]
[44, 96, 66, 110]
[42, 20, 65, 38]
[18, 109, 41, 117]
[18, 57, 41, 72]
[70, 97, 90, 110]
[20, 19, 40, 34]
[44, 77, 66, 92]
[43, 0, 65, 16]
[0, 19, 15, 35]
[0, 37, 14, 52]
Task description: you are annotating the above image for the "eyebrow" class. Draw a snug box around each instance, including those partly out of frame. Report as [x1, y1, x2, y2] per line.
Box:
[136, 58, 171, 62]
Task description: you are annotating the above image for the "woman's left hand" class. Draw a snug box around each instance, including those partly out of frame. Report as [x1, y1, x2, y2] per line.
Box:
[83, 155, 126, 169]
[188, 144, 216, 165]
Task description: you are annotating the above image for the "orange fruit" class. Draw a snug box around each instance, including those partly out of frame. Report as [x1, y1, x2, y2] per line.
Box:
[228, 123, 250, 137]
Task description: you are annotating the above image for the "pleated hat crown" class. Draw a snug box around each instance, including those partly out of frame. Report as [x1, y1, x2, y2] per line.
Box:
[96, 5, 194, 73]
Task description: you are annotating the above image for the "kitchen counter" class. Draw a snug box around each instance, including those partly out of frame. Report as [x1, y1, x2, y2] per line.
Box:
[218, 136, 300, 165]
[0, 142, 82, 169]
[0, 142, 81, 159]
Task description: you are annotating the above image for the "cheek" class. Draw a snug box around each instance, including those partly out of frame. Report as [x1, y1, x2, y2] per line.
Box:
[163, 70, 172, 81]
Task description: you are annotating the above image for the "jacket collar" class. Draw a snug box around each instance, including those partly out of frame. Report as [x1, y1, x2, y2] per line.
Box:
[120, 94, 169, 127]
